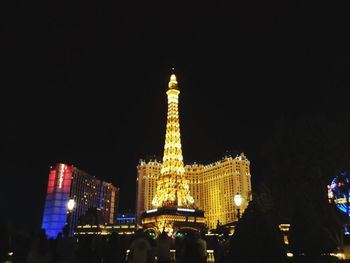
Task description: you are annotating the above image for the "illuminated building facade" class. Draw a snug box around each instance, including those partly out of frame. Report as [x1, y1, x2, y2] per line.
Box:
[74, 209, 136, 236]
[41, 163, 119, 238]
[187, 153, 252, 229]
[74, 224, 136, 236]
[136, 154, 251, 229]
[116, 212, 136, 225]
[136, 74, 252, 230]
[135, 160, 160, 225]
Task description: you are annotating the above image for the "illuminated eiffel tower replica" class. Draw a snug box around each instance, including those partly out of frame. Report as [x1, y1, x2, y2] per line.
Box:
[141, 74, 206, 235]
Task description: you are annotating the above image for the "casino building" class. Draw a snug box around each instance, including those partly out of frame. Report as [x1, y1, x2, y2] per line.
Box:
[136, 74, 252, 230]
[41, 163, 119, 238]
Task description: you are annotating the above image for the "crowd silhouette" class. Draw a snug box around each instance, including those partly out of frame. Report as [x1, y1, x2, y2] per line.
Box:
[0, 226, 235, 263]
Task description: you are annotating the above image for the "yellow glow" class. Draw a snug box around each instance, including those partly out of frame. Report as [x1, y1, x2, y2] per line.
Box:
[152, 74, 194, 209]
[279, 223, 290, 232]
[168, 74, 178, 89]
[330, 253, 346, 260]
[335, 198, 348, 204]
[287, 252, 293, 257]
[136, 75, 253, 229]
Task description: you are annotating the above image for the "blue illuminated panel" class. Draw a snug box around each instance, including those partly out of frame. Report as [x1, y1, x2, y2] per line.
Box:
[330, 172, 350, 216]
[41, 165, 73, 238]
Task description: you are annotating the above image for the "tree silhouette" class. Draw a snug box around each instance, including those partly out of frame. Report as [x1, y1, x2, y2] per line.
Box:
[257, 114, 349, 258]
[226, 198, 287, 263]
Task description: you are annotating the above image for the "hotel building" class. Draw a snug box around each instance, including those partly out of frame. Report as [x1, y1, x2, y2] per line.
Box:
[136, 154, 252, 229]
[41, 163, 119, 238]
[135, 73, 252, 230]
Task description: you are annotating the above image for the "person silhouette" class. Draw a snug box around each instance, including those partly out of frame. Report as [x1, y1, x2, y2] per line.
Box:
[156, 231, 172, 263]
[128, 230, 152, 263]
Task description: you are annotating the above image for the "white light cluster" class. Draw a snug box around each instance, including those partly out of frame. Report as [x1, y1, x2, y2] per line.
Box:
[177, 208, 195, 212]
[146, 209, 158, 213]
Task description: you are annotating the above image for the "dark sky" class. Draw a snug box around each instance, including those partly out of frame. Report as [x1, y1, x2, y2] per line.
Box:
[2, 1, 349, 230]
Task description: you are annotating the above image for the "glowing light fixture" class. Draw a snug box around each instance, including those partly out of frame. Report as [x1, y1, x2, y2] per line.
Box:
[177, 208, 195, 212]
[146, 209, 158, 213]
[67, 199, 75, 211]
[234, 194, 243, 220]
[234, 194, 243, 207]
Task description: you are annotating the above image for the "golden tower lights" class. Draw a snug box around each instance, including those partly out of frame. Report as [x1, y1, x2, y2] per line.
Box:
[152, 74, 195, 209]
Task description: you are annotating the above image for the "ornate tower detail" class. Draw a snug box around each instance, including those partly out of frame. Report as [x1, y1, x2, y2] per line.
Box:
[152, 74, 195, 208]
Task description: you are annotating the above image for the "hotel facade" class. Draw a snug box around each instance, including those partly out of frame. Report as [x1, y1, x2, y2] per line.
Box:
[41, 163, 119, 238]
[135, 74, 252, 230]
[136, 154, 252, 230]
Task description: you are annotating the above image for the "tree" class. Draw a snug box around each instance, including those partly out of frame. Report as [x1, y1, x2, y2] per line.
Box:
[259, 114, 348, 258]
[226, 198, 288, 263]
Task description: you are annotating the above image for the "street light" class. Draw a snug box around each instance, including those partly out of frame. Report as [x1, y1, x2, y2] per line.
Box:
[234, 194, 243, 220]
[66, 199, 75, 236]
[67, 199, 75, 212]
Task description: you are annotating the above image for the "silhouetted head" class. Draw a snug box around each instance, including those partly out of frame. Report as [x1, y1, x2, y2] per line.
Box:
[186, 231, 196, 241]
[194, 231, 201, 239]
[160, 231, 168, 239]
[56, 232, 62, 239]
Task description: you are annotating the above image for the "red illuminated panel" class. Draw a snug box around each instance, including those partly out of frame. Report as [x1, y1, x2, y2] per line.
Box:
[62, 165, 73, 192]
[47, 169, 56, 193]
[64, 165, 73, 180]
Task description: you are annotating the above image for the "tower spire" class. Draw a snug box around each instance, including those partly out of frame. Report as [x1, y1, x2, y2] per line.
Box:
[152, 74, 194, 208]
[168, 73, 178, 89]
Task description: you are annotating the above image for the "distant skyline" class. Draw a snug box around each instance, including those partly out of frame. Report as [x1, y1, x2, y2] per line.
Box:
[3, 2, 349, 230]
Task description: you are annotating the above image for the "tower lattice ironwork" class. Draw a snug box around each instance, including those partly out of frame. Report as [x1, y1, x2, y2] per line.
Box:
[152, 74, 195, 208]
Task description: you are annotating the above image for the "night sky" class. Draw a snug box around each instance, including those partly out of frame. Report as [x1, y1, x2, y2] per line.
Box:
[2, 2, 349, 230]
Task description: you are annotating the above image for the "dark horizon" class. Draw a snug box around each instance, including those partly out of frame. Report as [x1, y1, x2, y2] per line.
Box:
[3, 2, 349, 231]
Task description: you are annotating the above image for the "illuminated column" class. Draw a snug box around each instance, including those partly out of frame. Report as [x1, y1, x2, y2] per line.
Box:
[152, 74, 194, 208]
